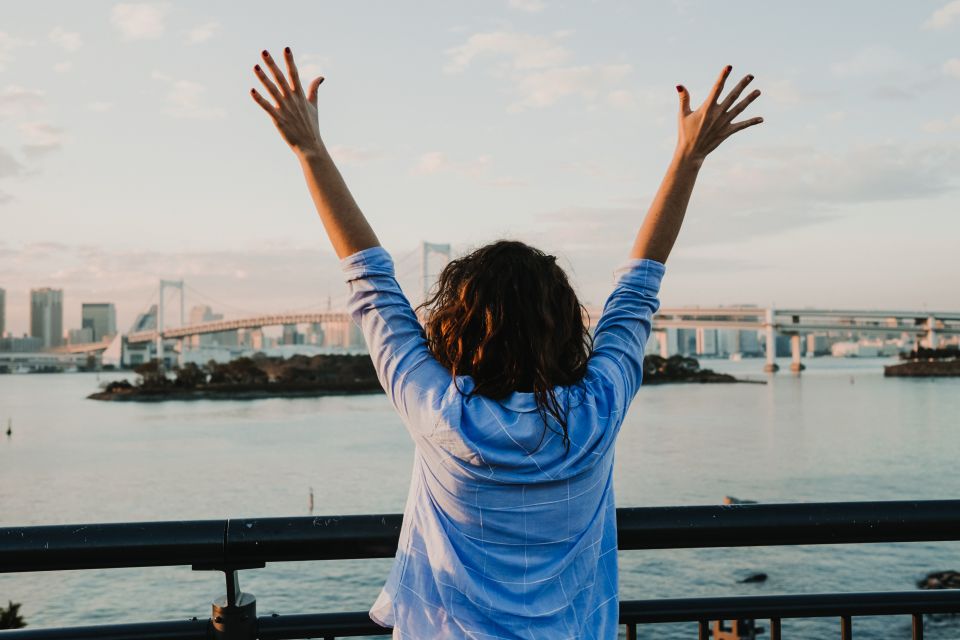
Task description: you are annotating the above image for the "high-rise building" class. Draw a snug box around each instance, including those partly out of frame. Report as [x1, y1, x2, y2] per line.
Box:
[132, 305, 158, 332]
[69, 327, 95, 344]
[187, 305, 237, 347]
[81, 303, 117, 342]
[0, 287, 5, 337]
[30, 288, 64, 348]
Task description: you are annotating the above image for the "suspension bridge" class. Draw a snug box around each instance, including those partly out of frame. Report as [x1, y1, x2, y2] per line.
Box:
[52, 242, 960, 374]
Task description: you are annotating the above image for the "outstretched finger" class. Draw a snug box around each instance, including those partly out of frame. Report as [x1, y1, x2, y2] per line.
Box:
[707, 65, 732, 105]
[250, 88, 279, 119]
[283, 46, 303, 94]
[719, 73, 754, 112]
[261, 49, 291, 95]
[307, 76, 325, 105]
[724, 89, 761, 123]
[726, 116, 764, 136]
[676, 84, 691, 116]
[254, 64, 283, 103]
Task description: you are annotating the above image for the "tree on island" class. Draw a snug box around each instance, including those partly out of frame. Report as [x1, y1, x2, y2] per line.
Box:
[0, 600, 26, 629]
[134, 360, 170, 388]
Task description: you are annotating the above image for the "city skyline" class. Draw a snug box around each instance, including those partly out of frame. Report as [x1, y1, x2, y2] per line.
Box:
[2, 1, 960, 335]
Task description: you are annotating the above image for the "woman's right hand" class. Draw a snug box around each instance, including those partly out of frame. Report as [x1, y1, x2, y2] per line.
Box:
[674, 65, 763, 166]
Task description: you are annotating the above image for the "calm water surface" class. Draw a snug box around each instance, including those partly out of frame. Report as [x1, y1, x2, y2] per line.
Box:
[2, 357, 959, 638]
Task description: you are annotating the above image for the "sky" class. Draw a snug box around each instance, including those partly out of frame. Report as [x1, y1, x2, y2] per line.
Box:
[1, 0, 959, 336]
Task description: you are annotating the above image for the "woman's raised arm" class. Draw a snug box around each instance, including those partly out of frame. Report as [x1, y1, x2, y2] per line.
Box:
[250, 47, 380, 259]
[630, 65, 763, 263]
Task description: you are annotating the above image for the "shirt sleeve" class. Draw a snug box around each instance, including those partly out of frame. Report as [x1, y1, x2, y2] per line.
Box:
[586, 258, 666, 421]
[341, 246, 454, 439]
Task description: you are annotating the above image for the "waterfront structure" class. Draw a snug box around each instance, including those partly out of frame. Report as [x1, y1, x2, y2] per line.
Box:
[0, 335, 43, 352]
[0, 287, 5, 336]
[81, 303, 116, 342]
[30, 287, 64, 348]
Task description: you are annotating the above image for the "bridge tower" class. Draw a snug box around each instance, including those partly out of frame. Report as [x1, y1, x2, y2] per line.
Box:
[421, 242, 452, 302]
[157, 279, 184, 370]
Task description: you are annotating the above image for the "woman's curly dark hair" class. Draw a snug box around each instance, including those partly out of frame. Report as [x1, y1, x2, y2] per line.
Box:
[417, 240, 593, 450]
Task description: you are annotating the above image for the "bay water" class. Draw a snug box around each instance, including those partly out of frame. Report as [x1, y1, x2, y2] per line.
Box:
[2, 358, 959, 638]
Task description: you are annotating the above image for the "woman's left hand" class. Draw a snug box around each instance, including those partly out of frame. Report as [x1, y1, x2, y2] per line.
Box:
[251, 47, 325, 156]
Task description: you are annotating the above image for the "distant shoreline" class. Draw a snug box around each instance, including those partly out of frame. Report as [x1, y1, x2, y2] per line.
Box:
[88, 386, 384, 402]
[88, 353, 761, 402]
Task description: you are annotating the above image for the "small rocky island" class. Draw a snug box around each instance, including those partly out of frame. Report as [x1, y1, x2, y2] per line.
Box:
[884, 347, 960, 378]
[89, 353, 752, 402]
[89, 354, 382, 401]
[643, 354, 752, 385]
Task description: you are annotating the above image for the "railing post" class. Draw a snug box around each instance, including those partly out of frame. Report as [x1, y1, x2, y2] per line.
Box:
[210, 568, 257, 640]
[770, 617, 781, 640]
[840, 615, 852, 640]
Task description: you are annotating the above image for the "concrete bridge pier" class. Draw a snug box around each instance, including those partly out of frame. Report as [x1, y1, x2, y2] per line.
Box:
[764, 307, 779, 373]
[928, 315, 939, 349]
[656, 331, 670, 358]
[789, 334, 805, 373]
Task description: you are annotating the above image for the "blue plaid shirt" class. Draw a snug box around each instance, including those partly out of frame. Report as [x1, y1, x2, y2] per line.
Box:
[342, 246, 665, 639]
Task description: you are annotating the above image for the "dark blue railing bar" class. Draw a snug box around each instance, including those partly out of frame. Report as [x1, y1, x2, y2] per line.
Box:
[3, 500, 960, 573]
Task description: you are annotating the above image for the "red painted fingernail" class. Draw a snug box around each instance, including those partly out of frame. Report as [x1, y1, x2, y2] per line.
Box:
[676, 85, 683, 92]
[284, 47, 291, 54]
[319, 77, 325, 84]
[747, 74, 754, 80]
[262, 49, 269, 56]
[254, 64, 261, 71]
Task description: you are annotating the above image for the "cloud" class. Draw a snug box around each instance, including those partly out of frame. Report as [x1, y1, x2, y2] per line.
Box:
[0, 85, 44, 118]
[0, 146, 24, 178]
[88, 101, 115, 112]
[185, 20, 219, 44]
[411, 151, 489, 177]
[411, 150, 521, 186]
[296, 53, 332, 81]
[444, 30, 570, 74]
[19, 122, 65, 159]
[0, 31, 28, 71]
[511, 63, 631, 110]
[328, 145, 381, 166]
[534, 141, 960, 259]
[508, 0, 546, 12]
[48, 26, 82, 52]
[944, 58, 960, 79]
[111, 3, 169, 41]
[923, 115, 960, 133]
[445, 29, 637, 111]
[152, 72, 224, 119]
[924, 0, 960, 29]
[831, 46, 908, 78]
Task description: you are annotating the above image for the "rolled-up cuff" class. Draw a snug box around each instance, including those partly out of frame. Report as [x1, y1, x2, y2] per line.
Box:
[340, 246, 395, 282]
[613, 258, 666, 294]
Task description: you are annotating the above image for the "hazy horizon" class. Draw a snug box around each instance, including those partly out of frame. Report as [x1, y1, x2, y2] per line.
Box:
[2, 1, 959, 336]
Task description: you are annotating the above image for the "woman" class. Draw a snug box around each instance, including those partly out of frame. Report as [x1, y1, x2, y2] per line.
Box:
[251, 48, 761, 639]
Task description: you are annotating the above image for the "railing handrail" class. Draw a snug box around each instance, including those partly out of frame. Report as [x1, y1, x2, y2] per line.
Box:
[4, 590, 960, 639]
[4, 500, 960, 574]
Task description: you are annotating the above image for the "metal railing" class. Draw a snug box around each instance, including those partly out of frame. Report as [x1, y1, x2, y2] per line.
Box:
[3, 501, 960, 639]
